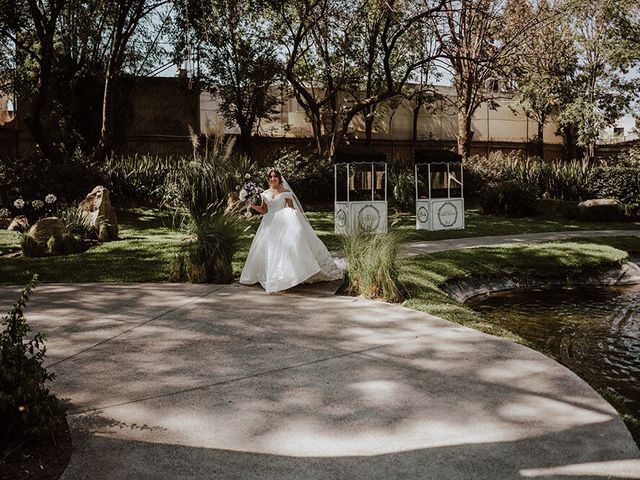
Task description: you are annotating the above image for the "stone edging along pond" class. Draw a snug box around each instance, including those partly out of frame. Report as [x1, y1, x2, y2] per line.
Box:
[441, 257, 640, 303]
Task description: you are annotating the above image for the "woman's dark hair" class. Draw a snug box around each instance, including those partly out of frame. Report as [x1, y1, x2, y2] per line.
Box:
[267, 168, 282, 186]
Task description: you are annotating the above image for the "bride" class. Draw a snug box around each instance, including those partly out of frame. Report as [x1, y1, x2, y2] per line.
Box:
[239, 168, 343, 293]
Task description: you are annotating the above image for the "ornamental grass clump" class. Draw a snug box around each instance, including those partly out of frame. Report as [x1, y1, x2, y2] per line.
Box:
[341, 229, 406, 302]
[160, 135, 250, 221]
[0, 275, 62, 447]
[59, 205, 95, 240]
[170, 206, 244, 284]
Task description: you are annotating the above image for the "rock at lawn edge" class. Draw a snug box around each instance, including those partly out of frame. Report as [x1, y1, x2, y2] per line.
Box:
[8, 215, 29, 232]
[79, 186, 118, 241]
[576, 198, 626, 221]
[27, 217, 69, 243]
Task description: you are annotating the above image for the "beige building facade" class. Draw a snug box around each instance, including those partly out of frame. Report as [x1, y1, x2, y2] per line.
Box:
[200, 85, 563, 152]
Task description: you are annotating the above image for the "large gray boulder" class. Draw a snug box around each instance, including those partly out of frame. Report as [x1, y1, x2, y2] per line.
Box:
[79, 186, 118, 241]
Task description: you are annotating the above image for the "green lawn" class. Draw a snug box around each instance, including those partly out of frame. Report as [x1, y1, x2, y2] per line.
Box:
[0, 230, 20, 256]
[2, 206, 639, 285]
[306, 206, 640, 250]
[0, 209, 185, 284]
[394, 206, 640, 241]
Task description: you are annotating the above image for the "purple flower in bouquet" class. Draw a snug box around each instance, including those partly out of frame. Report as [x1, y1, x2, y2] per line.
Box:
[237, 174, 263, 215]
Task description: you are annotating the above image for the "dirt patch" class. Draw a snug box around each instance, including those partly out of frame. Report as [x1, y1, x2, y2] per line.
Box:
[0, 412, 72, 480]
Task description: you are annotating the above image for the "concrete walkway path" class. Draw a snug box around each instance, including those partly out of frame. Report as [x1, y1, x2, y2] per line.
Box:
[401, 229, 640, 257]
[2, 275, 639, 478]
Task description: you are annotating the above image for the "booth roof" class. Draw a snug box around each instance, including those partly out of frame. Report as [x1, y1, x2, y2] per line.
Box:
[414, 149, 462, 164]
[334, 146, 387, 164]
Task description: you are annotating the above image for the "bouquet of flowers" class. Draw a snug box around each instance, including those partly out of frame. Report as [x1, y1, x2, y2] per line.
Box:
[237, 174, 263, 217]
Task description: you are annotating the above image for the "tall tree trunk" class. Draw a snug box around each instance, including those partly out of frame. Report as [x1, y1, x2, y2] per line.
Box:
[412, 104, 422, 145]
[23, 53, 60, 162]
[311, 112, 324, 156]
[329, 112, 354, 162]
[19, 0, 66, 162]
[561, 124, 580, 161]
[537, 116, 545, 159]
[327, 136, 339, 163]
[238, 123, 254, 157]
[585, 141, 596, 165]
[365, 110, 374, 147]
[93, 70, 115, 164]
[457, 110, 473, 159]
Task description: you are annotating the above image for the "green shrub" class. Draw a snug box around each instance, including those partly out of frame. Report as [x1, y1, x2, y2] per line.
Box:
[465, 153, 592, 202]
[48, 232, 84, 255]
[0, 157, 56, 209]
[541, 159, 591, 200]
[101, 154, 175, 204]
[389, 167, 415, 213]
[46, 234, 62, 255]
[587, 165, 640, 207]
[0, 276, 62, 446]
[502, 156, 544, 196]
[114, 136, 249, 220]
[501, 157, 591, 200]
[175, 209, 244, 284]
[481, 180, 538, 217]
[20, 233, 47, 258]
[271, 148, 333, 205]
[161, 138, 250, 222]
[0, 152, 99, 207]
[463, 152, 512, 198]
[22, 229, 85, 258]
[341, 229, 406, 302]
[169, 253, 188, 282]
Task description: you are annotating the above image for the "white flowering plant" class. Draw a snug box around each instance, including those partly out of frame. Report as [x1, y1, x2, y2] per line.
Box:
[237, 173, 263, 217]
[8, 193, 60, 220]
[0, 207, 9, 218]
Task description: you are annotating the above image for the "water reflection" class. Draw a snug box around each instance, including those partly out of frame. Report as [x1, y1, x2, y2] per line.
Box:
[467, 284, 640, 414]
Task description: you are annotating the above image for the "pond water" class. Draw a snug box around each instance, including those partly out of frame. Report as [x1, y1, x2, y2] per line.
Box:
[467, 283, 640, 415]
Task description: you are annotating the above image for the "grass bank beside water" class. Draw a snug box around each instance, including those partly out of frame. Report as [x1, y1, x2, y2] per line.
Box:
[399, 236, 640, 344]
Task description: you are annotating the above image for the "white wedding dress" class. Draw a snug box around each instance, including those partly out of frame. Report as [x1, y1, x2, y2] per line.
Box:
[240, 191, 343, 293]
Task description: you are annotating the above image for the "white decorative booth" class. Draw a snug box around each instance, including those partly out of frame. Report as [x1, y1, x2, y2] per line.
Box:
[334, 147, 388, 234]
[415, 149, 465, 231]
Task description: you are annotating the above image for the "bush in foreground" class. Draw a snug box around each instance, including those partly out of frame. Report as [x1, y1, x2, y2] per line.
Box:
[0, 275, 62, 447]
